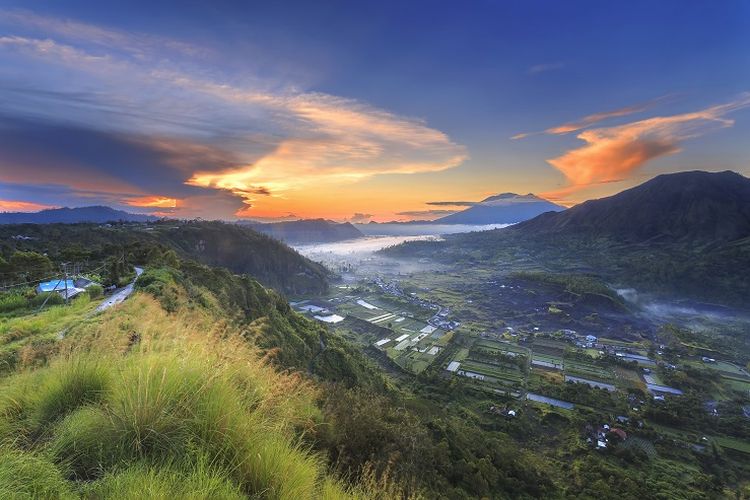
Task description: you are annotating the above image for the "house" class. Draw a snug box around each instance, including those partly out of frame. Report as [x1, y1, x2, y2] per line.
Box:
[59, 287, 86, 300]
[585, 334, 597, 343]
[73, 277, 99, 289]
[36, 279, 75, 294]
[611, 428, 627, 440]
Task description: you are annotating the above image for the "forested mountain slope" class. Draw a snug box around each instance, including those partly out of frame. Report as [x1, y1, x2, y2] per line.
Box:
[384, 171, 750, 308]
[0, 220, 328, 295]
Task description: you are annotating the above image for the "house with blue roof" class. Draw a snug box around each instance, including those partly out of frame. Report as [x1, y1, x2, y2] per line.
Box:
[36, 279, 75, 294]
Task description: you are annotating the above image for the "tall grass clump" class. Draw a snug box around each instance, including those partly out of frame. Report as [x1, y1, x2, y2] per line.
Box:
[82, 460, 245, 499]
[0, 449, 75, 499]
[0, 288, 404, 498]
[0, 318, 358, 498]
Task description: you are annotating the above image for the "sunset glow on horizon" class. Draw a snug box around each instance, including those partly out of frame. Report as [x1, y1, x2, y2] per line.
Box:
[1, 2, 749, 222]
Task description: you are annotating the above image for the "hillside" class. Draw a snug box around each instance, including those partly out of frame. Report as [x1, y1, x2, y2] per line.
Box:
[0, 206, 158, 224]
[435, 193, 564, 224]
[0, 257, 557, 499]
[0, 261, 398, 498]
[242, 219, 363, 244]
[513, 170, 750, 243]
[0, 221, 328, 296]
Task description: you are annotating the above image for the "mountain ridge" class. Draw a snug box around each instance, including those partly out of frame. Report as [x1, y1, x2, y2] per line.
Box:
[240, 218, 364, 244]
[0, 205, 158, 224]
[512, 170, 750, 243]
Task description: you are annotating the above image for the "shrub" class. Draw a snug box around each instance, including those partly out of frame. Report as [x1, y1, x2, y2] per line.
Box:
[30, 292, 64, 307]
[87, 284, 104, 299]
[0, 293, 28, 313]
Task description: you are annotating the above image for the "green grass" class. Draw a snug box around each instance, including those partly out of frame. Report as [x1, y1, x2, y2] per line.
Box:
[0, 294, 366, 499]
[0, 449, 75, 499]
[563, 360, 614, 382]
[81, 460, 245, 499]
[723, 376, 750, 392]
[474, 339, 528, 355]
[0, 294, 96, 347]
[712, 436, 750, 455]
[460, 360, 524, 383]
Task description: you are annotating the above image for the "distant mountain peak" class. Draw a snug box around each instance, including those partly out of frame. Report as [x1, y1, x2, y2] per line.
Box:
[0, 205, 158, 224]
[436, 192, 564, 224]
[481, 193, 545, 204]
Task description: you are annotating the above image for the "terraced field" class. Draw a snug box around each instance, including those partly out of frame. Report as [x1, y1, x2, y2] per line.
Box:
[531, 353, 563, 370]
[460, 359, 524, 388]
[529, 338, 567, 356]
[474, 338, 528, 356]
[564, 359, 615, 382]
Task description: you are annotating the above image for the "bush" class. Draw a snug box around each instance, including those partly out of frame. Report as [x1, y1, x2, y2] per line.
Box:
[87, 284, 104, 299]
[30, 292, 64, 307]
[0, 293, 28, 313]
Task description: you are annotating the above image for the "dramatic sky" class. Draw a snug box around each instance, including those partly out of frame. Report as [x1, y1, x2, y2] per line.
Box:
[1, 1, 749, 221]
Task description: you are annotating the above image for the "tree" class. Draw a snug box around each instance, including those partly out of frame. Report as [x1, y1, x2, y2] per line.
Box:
[9, 251, 53, 281]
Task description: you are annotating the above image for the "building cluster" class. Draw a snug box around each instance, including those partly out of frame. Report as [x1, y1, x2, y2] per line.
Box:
[585, 421, 629, 450]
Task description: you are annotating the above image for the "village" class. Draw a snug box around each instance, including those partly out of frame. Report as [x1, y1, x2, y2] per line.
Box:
[291, 267, 750, 458]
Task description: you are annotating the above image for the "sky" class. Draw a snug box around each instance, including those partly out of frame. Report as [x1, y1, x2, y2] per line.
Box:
[0, 0, 749, 221]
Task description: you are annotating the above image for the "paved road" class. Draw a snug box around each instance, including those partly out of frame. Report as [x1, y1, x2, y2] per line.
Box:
[95, 266, 143, 312]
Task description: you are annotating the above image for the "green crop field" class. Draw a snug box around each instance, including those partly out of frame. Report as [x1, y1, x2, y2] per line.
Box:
[461, 359, 524, 382]
[564, 360, 614, 382]
[475, 339, 528, 355]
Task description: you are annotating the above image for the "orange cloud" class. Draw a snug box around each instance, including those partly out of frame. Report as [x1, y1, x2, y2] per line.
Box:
[0, 14, 469, 220]
[185, 89, 468, 210]
[542, 94, 750, 203]
[0, 199, 54, 212]
[124, 196, 178, 208]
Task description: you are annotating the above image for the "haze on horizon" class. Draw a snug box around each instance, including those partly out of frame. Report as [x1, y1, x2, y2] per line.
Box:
[0, 1, 749, 222]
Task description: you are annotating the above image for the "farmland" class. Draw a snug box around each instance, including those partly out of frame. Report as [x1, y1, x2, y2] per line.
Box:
[288, 244, 750, 494]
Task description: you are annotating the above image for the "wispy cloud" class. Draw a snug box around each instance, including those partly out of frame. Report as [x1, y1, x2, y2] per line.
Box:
[511, 97, 665, 140]
[541, 94, 750, 202]
[545, 101, 657, 135]
[425, 200, 477, 207]
[0, 9, 205, 58]
[0, 10, 467, 218]
[528, 62, 564, 74]
[243, 214, 300, 223]
[124, 196, 178, 208]
[0, 199, 55, 212]
[395, 209, 456, 218]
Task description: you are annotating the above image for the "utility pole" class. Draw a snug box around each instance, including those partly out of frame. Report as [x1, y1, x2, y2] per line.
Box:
[62, 262, 69, 306]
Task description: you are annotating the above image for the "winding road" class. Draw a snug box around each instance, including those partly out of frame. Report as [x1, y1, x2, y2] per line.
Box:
[95, 266, 143, 313]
